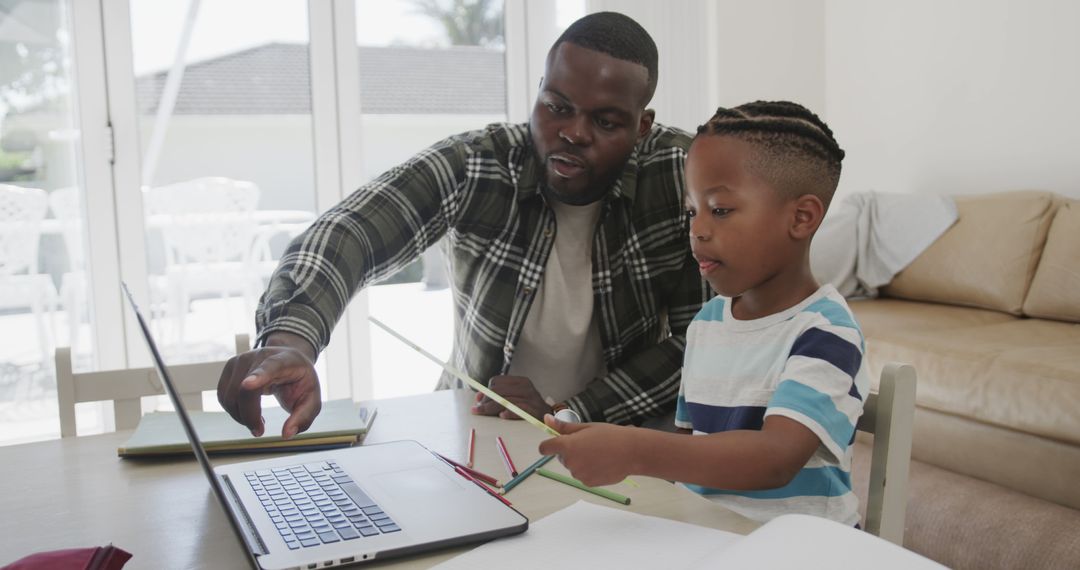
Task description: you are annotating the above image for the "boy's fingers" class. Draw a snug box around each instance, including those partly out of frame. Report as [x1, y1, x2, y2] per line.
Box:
[545, 414, 588, 434]
[538, 436, 562, 457]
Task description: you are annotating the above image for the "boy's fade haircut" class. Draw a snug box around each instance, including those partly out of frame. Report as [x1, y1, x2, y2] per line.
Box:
[696, 101, 845, 210]
[552, 11, 659, 105]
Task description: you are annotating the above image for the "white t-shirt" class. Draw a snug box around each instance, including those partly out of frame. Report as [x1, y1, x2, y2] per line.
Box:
[675, 285, 870, 526]
[507, 199, 606, 404]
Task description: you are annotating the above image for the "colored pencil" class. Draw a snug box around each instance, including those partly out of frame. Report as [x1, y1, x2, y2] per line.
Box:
[436, 453, 500, 487]
[536, 468, 631, 505]
[500, 454, 555, 494]
[495, 436, 518, 477]
[454, 465, 513, 507]
[369, 317, 558, 436]
[467, 427, 476, 468]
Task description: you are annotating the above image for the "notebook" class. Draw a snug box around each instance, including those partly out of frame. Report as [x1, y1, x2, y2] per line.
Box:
[118, 399, 375, 457]
[121, 282, 527, 570]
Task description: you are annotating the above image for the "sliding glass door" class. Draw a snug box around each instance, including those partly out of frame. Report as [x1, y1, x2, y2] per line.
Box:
[0, 0, 562, 444]
[126, 0, 317, 368]
[0, 0, 100, 443]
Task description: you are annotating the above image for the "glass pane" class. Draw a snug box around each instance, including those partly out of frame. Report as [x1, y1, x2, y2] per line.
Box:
[0, 0, 96, 444]
[129, 0, 319, 407]
[356, 0, 506, 399]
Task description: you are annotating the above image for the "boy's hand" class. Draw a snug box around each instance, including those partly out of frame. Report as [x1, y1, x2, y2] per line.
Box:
[538, 414, 639, 487]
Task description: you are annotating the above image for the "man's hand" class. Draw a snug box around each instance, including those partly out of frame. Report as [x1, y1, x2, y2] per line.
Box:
[538, 414, 641, 487]
[471, 375, 552, 421]
[217, 331, 322, 439]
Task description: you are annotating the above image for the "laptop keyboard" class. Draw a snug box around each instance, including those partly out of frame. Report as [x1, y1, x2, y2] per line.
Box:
[245, 460, 401, 550]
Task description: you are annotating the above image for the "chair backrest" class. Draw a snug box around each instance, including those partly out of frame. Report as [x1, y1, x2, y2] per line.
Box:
[857, 362, 917, 545]
[143, 177, 260, 266]
[55, 333, 251, 437]
[0, 184, 48, 276]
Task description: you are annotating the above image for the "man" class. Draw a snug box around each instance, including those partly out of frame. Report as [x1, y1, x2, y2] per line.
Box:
[217, 12, 709, 439]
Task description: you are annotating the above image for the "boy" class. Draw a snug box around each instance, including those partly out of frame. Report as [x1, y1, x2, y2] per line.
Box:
[538, 101, 869, 526]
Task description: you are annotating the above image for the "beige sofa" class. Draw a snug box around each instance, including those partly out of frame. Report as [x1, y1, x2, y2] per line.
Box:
[847, 191, 1080, 569]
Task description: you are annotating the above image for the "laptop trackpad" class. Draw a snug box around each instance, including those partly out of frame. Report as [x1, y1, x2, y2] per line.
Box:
[374, 467, 463, 500]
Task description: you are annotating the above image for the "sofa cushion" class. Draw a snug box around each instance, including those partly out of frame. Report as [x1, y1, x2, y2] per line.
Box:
[1023, 199, 1080, 322]
[883, 191, 1057, 315]
[859, 316, 1080, 446]
[849, 298, 1015, 338]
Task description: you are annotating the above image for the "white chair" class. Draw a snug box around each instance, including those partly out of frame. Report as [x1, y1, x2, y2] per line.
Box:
[858, 362, 918, 545]
[55, 333, 251, 437]
[143, 177, 263, 345]
[0, 184, 58, 367]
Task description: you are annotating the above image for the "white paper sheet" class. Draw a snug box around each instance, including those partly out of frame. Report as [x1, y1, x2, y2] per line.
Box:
[436, 502, 945, 570]
[691, 514, 946, 569]
[432, 501, 740, 570]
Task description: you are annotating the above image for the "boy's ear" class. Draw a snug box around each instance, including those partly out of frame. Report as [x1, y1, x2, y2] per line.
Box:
[790, 194, 825, 240]
[637, 109, 656, 140]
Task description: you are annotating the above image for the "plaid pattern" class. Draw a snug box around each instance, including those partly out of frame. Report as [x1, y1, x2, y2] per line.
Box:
[256, 122, 711, 424]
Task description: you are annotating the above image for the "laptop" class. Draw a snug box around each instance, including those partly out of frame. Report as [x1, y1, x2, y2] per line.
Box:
[121, 283, 527, 569]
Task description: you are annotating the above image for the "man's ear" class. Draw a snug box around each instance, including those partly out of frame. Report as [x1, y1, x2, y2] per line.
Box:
[638, 109, 655, 140]
[790, 194, 825, 240]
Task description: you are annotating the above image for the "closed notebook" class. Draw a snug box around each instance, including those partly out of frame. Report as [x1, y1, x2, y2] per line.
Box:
[118, 399, 376, 457]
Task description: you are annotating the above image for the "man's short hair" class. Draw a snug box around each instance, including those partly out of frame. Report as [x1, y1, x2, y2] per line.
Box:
[552, 11, 658, 104]
[696, 100, 845, 209]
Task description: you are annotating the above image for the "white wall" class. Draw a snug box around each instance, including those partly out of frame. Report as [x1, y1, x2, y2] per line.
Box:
[826, 0, 1080, 199]
[588, 0, 825, 133]
[710, 0, 825, 119]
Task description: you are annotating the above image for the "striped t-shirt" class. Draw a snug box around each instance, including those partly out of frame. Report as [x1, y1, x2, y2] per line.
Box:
[675, 284, 869, 526]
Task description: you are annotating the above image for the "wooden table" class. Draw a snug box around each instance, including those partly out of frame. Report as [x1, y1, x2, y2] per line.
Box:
[0, 390, 757, 568]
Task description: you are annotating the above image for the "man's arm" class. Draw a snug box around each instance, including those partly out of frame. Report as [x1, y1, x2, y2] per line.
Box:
[256, 143, 468, 352]
[219, 137, 470, 436]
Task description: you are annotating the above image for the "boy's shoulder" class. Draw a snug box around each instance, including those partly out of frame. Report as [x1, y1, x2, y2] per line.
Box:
[692, 295, 728, 324]
[689, 286, 862, 335]
[798, 286, 861, 334]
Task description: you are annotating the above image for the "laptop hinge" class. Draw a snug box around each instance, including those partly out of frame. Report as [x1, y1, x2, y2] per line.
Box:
[222, 474, 270, 556]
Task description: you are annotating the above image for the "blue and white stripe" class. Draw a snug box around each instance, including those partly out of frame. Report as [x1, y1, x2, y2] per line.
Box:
[675, 285, 869, 526]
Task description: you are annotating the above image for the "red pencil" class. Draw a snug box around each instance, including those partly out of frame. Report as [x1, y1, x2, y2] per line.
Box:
[495, 436, 518, 477]
[436, 453, 500, 487]
[454, 465, 513, 507]
[467, 428, 476, 468]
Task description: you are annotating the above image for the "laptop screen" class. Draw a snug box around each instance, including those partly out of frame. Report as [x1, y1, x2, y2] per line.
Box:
[121, 282, 261, 569]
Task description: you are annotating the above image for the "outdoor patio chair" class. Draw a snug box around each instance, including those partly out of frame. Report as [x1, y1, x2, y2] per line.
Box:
[0, 184, 58, 368]
[142, 177, 263, 346]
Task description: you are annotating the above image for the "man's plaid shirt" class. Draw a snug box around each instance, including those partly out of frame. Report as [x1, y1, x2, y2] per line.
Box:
[256, 122, 711, 424]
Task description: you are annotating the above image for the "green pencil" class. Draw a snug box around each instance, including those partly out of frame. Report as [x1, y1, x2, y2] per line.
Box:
[536, 468, 632, 505]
